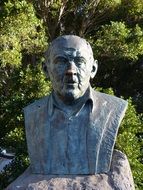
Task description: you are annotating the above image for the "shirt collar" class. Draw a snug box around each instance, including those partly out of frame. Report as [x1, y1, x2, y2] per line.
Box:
[48, 86, 96, 117]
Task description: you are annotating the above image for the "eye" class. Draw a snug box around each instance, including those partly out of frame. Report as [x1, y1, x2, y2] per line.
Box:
[74, 57, 86, 65]
[54, 57, 68, 64]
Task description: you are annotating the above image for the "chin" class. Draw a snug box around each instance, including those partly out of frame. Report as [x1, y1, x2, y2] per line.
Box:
[65, 91, 76, 99]
[64, 89, 82, 101]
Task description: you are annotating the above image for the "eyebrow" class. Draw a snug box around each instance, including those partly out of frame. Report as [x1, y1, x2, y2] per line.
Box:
[53, 55, 67, 62]
[54, 55, 86, 63]
[53, 54, 67, 59]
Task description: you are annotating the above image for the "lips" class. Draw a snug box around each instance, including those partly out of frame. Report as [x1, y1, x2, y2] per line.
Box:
[63, 79, 78, 89]
[65, 82, 77, 87]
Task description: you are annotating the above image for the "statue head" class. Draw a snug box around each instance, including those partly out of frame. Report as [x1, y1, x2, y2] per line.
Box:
[44, 35, 98, 104]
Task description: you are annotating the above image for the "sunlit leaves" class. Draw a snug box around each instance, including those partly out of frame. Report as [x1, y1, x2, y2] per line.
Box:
[94, 21, 143, 61]
[98, 0, 121, 12]
[120, 0, 143, 21]
[0, 0, 47, 66]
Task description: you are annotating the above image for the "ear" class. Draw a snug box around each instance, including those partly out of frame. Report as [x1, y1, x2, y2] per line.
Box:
[90, 60, 98, 79]
[42, 62, 50, 79]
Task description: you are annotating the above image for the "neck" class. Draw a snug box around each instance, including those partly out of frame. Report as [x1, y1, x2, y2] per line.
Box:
[53, 88, 90, 115]
[56, 87, 90, 105]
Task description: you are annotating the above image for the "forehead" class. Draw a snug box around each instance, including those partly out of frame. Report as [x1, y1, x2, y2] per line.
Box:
[49, 36, 93, 60]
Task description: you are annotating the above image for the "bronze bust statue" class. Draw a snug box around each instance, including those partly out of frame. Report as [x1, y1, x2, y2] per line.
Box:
[24, 35, 128, 175]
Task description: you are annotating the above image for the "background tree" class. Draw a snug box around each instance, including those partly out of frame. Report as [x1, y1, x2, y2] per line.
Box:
[0, 2, 49, 187]
[0, 0, 142, 189]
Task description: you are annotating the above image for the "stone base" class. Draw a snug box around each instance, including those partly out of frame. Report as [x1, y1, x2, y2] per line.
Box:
[6, 150, 135, 190]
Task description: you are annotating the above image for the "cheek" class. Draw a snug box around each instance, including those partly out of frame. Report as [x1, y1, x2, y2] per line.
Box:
[50, 70, 66, 92]
[78, 67, 91, 80]
[55, 65, 66, 77]
[50, 67, 63, 81]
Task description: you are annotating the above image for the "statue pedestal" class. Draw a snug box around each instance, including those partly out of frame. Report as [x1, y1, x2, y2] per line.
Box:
[6, 150, 135, 190]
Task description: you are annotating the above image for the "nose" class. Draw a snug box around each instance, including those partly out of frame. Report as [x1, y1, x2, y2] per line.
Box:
[65, 61, 76, 76]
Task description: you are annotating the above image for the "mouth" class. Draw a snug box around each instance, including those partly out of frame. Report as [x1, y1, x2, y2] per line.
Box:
[65, 82, 77, 87]
[64, 80, 78, 89]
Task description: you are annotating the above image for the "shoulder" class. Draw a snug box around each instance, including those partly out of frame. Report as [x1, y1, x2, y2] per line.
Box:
[92, 89, 128, 111]
[23, 94, 51, 115]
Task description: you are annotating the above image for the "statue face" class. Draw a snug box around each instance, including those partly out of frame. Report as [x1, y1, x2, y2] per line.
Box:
[45, 36, 97, 103]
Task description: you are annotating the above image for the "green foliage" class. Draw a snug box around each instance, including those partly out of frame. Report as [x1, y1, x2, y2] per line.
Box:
[97, 0, 121, 11]
[96, 87, 115, 95]
[0, 64, 51, 139]
[93, 22, 143, 61]
[118, 0, 143, 23]
[0, 4, 49, 188]
[0, 0, 47, 66]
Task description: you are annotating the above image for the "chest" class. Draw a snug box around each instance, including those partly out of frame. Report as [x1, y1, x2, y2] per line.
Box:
[49, 106, 90, 174]
[25, 97, 120, 175]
